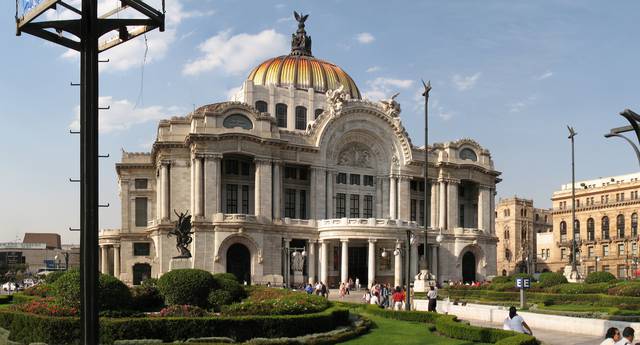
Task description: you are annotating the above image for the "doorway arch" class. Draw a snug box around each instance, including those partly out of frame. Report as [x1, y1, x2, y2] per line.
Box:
[227, 243, 251, 284]
[132, 263, 152, 285]
[462, 251, 476, 283]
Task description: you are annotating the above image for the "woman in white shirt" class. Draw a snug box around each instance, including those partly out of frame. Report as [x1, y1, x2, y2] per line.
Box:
[503, 307, 533, 335]
[600, 327, 621, 345]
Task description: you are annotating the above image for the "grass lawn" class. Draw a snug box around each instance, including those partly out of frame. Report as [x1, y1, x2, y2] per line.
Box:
[338, 313, 490, 345]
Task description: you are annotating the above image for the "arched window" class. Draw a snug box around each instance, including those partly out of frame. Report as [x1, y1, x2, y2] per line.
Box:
[505, 249, 512, 261]
[573, 219, 580, 242]
[502, 269, 507, 276]
[587, 218, 595, 241]
[632, 213, 638, 238]
[602, 216, 610, 240]
[459, 148, 478, 161]
[295, 106, 307, 130]
[504, 225, 510, 240]
[275, 103, 287, 128]
[314, 108, 323, 118]
[617, 214, 625, 238]
[223, 114, 253, 130]
[560, 221, 567, 242]
[255, 100, 268, 113]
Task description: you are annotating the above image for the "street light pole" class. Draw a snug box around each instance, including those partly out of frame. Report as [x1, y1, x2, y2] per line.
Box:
[568, 126, 579, 276]
[405, 230, 412, 310]
[422, 80, 432, 273]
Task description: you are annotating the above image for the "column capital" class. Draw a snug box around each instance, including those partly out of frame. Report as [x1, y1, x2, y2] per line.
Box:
[340, 238, 350, 243]
[112, 243, 121, 249]
[368, 239, 377, 244]
[397, 175, 412, 182]
[283, 238, 292, 244]
[254, 157, 272, 166]
[159, 159, 171, 167]
[198, 152, 222, 160]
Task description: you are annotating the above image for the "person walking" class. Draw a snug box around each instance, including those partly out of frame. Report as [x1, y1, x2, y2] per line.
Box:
[502, 306, 533, 335]
[600, 327, 621, 345]
[614, 327, 634, 345]
[392, 286, 405, 311]
[339, 282, 346, 299]
[427, 285, 438, 312]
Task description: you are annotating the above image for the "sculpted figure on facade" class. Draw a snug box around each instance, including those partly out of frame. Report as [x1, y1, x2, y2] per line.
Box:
[167, 210, 194, 259]
[291, 252, 305, 272]
[380, 92, 401, 117]
[326, 85, 350, 117]
[337, 144, 372, 168]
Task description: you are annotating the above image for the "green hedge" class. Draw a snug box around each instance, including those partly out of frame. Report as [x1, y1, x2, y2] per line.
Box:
[538, 272, 567, 287]
[158, 269, 216, 308]
[585, 272, 617, 284]
[0, 295, 11, 305]
[0, 307, 349, 345]
[442, 289, 640, 307]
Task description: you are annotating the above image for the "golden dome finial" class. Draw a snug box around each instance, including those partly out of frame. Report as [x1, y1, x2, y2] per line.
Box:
[291, 11, 312, 56]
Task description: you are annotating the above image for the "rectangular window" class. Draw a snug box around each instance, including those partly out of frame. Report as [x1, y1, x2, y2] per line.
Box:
[336, 193, 346, 218]
[298, 168, 308, 180]
[576, 199, 580, 208]
[285, 167, 297, 179]
[336, 173, 347, 184]
[350, 174, 360, 185]
[459, 205, 465, 227]
[299, 190, 307, 219]
[363, 195, 373, 218]
[133, 243, 150, 256]
[350, 194, 360, 218]
[588, 246, 594, 258]
[561, 248, 567, 260]
[241, 162, 251, 176]
[602, 265, 610, 273]
[546, 249, 550, 259]
[285, 189, 296, 218]
[363, 175, 374, 186]
[135, 197, 148, 227]
[410, 181, 418, 191]
[410, 199, 417, 222]
[603, 245, 609, 257]
[618, 265, 626, 279]
[618, 243, 625, 256]
[226, 184, 238, 213]
[225, 160, 239, 175]
[134, 178, 148, 189]
[241, 185, 249, 214]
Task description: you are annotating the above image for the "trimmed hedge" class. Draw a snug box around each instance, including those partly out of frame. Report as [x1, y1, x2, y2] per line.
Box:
[0, 295, 11, 305]
[51, 269, 132, 311]
[538, 272, 567, 287]
[131, 279, 164, 312]
[0, 307, 350, 345]
[442, 289, 640, 307]
[157, 269, 216, 308]
[585, 272, 617, 284]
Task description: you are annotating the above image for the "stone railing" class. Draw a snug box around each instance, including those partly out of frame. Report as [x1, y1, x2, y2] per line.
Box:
[452, 227, 486, 235]
[318, 218, 419, 229]
[213, 213, 259, 223]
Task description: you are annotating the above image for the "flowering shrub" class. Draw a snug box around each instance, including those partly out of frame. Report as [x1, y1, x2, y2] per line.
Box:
[608, 283, 640, 297]
[223, 290, 329, 316]
[13, 297, 78, 317]
[22, 284, 53, 297]
[158, 304, 209, 317]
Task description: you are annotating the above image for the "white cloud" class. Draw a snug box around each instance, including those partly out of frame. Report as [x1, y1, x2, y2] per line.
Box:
[508, 95, 538, 113]
[534, 71, 553, 80]
[69, 96, 182, 133]
[362, 77, 413, 101]
[226, 86, 243, 101]
[452, 72, 481, 91]
[366, 66, 381, 73]
[355, 32, 375, 44]
[183, 29, 288, 76]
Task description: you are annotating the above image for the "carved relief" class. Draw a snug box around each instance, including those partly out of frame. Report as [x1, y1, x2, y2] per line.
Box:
[337, 143, 373, 168]
[379, 92, 401, 117]
[326, 85, 350, 117]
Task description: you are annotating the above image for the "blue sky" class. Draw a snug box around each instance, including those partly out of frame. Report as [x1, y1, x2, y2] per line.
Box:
[1, 0, 639, 244]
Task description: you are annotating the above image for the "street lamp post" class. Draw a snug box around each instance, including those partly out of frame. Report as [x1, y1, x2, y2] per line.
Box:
[422, 80, 432, 273]
[567, 126, 579, 278]
[595, 256, 600, 273]
[281, 239, 307, 289]
[604, 109, 640, 168]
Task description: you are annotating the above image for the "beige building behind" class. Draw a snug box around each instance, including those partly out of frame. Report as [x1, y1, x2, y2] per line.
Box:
[495, 197, 552, 276]
[548, 172, 640, 278]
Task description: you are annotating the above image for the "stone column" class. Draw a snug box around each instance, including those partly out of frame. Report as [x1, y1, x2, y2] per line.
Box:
[101, 245, 109, 275]
[113, 244, 120, 279]
[307, 241, 316, 284]
[382, 177, 390, 218]
[389, 176, 397, 219]
[156, 171, 162, 219]
[120, 179, 130, 231]
[411, 243, 418, 279]
[340, 239, 349, 283]
[490, 188, 496, 234]
[204, 154, 222, 216]
[314, 167, 326, 220]
[478, 186, 491, 232]
[368, 239, 376, 288]
[375, 177, 384, 218]
[439, 180, 447, 229]
[398, 176, 411, 220]
[273, 161, 282, 219]
[194, 156, 204, 217]
[430, 182, 438, 229]
[320, 240, 328, 284]
[447, 181, 459, 230]
[309, 168, 316, 220]
[254, 159, 273, 218]
[160, 161, 170, 220]
[394, 242, 402, 287]
[326, 171, 334, 219]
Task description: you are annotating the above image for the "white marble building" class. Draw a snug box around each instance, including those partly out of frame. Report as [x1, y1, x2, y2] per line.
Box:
[99, 15, 501, 287]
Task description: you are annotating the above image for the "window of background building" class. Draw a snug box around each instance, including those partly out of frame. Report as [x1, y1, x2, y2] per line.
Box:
[410, 199, 417, 222]
[241, 185, 249, 214]
[618, 243, 625, 256]
[560, 221, 567, 242]
[588, 246, 594, 257]
[336, 193, 346, 218]
[618, 265, 626, 279]
[276, 103, 287, 127]
[350, 174, 360, 185]
[633, 213, 638, 238]
[285, 189, 296, 218]
[364, 195, 373, 218]
[336, 173, 347, 184]
[545, 248, 550, 259]
[135, 197, 148, 227]
[295, 106, 307, 130]
[363, 175, 374, 186]
[133, 243, 150, 256]
[134, 178, 148, 189]
[226, 184, 238, 213]
[602, 265, 610, 273]
[587, 266, 595, 274]
[285, 167, 297, 179]
[587, 218, 595, 241]
[602, 216, 610, 239]
[574, 220, 580, 241]
[299, 190, 307, 219]
[255, 100, 268, 113]
[576, 199, 580, 207]
[603, 244, 609, 257]
[633, 242, 638, 255]
[617, 214, 625, 238]
[420, 200, 425, 226]
[459, 205, 465, 227]
[350, 194, 360, 218]
[561, 248, 567, 260]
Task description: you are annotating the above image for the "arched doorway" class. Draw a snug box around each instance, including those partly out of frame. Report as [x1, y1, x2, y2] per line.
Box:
[462, 252, 476, 283]
[227, 243, 251, 284]
[132, 263, 151, 285]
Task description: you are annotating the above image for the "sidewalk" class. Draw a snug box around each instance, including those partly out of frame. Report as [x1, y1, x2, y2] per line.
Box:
[465, 319, 601, 345]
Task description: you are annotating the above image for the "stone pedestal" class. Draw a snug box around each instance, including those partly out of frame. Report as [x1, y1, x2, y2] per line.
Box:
[293, 271, 305, 286]
[563, 265, 582, 283]
[170, 257, 193, 270]
[413, 269, 436, 292]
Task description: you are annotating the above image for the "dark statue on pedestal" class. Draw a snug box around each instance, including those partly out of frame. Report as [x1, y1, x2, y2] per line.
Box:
[291, 11, 312, 56]
[168, 210, 193, 258]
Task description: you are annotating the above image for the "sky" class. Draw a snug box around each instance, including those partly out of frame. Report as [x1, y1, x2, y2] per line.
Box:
[1, 0, 639, 244]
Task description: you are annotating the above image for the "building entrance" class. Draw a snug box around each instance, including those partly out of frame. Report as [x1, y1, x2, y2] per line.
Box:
[348, 246, 367, 286]
[462, 251, 476, 283]
[227, 243, 251, 284]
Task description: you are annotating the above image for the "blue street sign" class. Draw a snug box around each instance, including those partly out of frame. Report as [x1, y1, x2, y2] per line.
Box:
[515, 278, 530, 289]
[515, 278, 523, 288]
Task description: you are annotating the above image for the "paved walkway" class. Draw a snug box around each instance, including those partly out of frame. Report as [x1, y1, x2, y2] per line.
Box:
[328, 290, 601, 345]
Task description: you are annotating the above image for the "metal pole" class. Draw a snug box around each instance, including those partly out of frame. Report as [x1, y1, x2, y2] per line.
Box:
[568, 126, 577, 273]
[405, 230, 411, 310]
[422, 80, 431, 273]
[80, 0, 100, 343]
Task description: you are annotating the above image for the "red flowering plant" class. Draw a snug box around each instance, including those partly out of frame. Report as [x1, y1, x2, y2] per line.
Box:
[158, 305, 209, 317]
[23, 284, 53, 297]
[13, 297, 78, 317]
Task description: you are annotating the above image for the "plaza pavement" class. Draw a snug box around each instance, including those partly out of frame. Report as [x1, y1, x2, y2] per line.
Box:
[328, 289, 602, 345]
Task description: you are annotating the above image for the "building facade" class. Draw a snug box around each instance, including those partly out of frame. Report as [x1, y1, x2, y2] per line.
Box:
[0, 233, 79, 274]
[548, 172, 640, 278]
[495, 197, 552, 276]
[99, 15, 501, 287]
